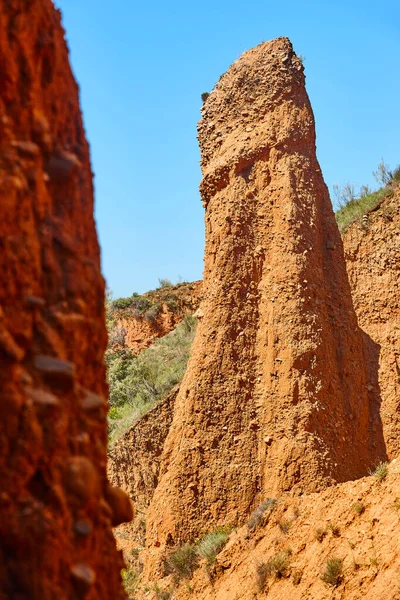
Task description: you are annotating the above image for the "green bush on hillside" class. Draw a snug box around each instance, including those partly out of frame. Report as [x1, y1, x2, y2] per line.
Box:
[107, 315, 197, 444]
[111, 292, 153, 312]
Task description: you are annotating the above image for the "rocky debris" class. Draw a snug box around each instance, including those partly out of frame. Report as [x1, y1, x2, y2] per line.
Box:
[144, 37, 385, 573]
[343, 184, 400, 458]
[0, 1, 130, 597]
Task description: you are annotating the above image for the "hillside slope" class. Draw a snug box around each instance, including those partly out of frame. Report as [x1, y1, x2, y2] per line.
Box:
[155, 461, 400, 600]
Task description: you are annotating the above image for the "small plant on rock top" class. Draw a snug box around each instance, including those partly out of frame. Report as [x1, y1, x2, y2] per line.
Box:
[158, 277, 173, 289]
[373, 158, 394, 186]
[392, 165, 400, 182]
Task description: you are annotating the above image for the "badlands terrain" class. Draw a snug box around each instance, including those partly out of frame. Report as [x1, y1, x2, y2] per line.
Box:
[0, 2, 398, 600]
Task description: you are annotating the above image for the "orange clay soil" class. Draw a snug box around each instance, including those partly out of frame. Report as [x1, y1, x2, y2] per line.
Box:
[143, 37, 386, 577]
[0, 1, 131, 598]
[152, 460, 400, 600]
[343, 184, 400, 459]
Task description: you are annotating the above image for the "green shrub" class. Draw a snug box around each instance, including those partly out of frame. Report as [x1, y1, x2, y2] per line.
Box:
[334, 158, 399, 233]
[196, 527, 231, 565]
[143, 303, 162, 322]
[165, 544, 199, 579]
[163, 293, 179, 311]
[335, 187, 392, 233]
[373, 158, 393, 186]
[248, 498, 277, 531]
[353, 502, 365, 516]
[122, 566, 139, 598]
[262, 550, 292, 580]
[158, 277, 173, 289]
[372, 461, 389, 481]
[201, 92, 210, 102]
[392, 165, 400, 182]
[111, 293, 153, 313]
[320, 558, 343, 587]
[108, 325, 127, 347]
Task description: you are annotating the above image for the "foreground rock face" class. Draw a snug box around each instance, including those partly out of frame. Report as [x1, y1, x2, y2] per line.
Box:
[145, 37, 385, 567]
[0, 1, 130, 597]
[343, 185, 400, 458]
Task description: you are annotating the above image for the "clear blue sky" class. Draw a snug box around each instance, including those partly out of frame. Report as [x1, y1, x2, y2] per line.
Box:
[55, 0, 399, 298]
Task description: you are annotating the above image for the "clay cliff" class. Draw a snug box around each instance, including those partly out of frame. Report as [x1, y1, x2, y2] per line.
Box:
[0, 1, 131, 598]
[148, 188, 400, 600]
[109, 281, 202, 355]
[343, 184, 400, 457]
[144, 37, 386, 573]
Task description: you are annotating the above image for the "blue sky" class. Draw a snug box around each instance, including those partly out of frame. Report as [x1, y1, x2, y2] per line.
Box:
[55, 0, 399, 297]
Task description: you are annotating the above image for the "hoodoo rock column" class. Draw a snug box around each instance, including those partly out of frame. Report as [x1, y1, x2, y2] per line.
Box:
[145, 37, 385, 568]
[0, 1, 131, 598]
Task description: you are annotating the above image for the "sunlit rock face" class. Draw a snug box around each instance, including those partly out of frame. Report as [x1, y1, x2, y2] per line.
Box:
[144, 37, 385, 575]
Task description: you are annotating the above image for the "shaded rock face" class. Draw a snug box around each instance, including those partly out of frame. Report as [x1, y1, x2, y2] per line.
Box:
[108, 388, 178, 561]
[343, 186, 400, 458]
[108, 387, 178, 516]
[0, 1, 130, 598]
[145, 37, 385, 566]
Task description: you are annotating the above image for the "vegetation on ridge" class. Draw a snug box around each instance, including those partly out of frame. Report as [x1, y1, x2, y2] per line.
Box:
[107, 314, 197, 444]
[334, 159, 399, 232]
